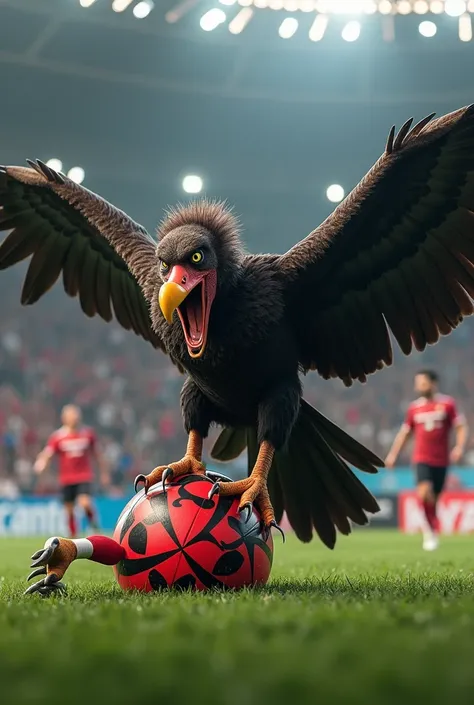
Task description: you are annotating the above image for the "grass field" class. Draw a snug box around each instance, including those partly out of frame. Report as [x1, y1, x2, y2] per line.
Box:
[1, 530, 474, 705]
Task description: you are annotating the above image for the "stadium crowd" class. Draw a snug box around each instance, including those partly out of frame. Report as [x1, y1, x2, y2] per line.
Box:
[1, 267, 474, 498]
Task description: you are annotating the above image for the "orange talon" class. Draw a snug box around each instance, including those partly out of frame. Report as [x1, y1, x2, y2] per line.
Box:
[134, 431, 205, 494]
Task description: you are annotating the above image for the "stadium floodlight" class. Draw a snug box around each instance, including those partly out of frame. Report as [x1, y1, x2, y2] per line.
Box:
[68, 167, 85, 185]
[326, 184, 345, 203]
[200, 8, 226, 30]
[459, 12, 472, 40]
[79, 0, 97, 7]
[341, 20, 361, 41]
[397, 0, 412, 13]
[444, 0, 467, 15]
[229, 7, 254, 33]
[112, 0, 133, 11]
[309, 13, 329, 40]
[133, 0, 154, 19]
[419, 19, 437, 36]
[429, 0, 444, 12]
[46, 158, 63, 173]
[316, 0, 376, 12]
[282, 0, 300, 10]
[182, 175, 203, 194]
[469, 0, 474, 12]
[299, 0, 318, 11]
[378, 0, 393, 12]
[413, 0, 429, 12]
[278, 17, 298, 38]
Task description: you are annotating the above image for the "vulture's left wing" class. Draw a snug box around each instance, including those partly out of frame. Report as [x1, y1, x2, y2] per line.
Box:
[0, 160, 166, 353]
[280, 105, 474, 385]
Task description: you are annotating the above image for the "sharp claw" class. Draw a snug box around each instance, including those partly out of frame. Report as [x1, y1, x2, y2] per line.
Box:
[208, 482, 220, 500]
[27, 567, 47, 581]
[30, 549, 44, 561]
[44, 573, 59, 586]
[30, 545, 55, 568]
[161, 467, 173, 494]
[270, 520, 286, 543]
[24, 578, 46, 595]
[134, 474, 146, 494]
[239, 502, 253, 524]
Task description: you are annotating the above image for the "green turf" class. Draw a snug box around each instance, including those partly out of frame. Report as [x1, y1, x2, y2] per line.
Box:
[1, 531, 474, 705]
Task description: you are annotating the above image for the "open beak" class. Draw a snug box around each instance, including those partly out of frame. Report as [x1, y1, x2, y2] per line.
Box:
[159, 265, 217, 359]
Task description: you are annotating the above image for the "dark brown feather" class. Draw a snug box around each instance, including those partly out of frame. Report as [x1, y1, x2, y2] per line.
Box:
[0, 161, 169, 355]
[280, 104, 474, 382]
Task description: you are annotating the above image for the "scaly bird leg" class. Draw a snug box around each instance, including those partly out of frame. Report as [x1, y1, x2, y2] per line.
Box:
[24, 537, 76, 596]
[134, 430, 205, 494]
[209, 441, 284, 541]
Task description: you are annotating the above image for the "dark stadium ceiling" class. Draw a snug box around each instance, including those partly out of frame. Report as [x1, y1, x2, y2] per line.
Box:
[0, 0, 473, 249]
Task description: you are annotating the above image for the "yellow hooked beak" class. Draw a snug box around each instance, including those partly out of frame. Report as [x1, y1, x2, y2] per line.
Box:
[159, 281, 188, 324]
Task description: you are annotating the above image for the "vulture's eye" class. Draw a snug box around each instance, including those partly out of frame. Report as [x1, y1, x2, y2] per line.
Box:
[191, 250, 204, 264]
[160, 260, 169, 273]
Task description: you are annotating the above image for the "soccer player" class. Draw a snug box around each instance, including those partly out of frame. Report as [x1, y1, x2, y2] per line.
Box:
[34, 404, 109, 538]
[385, 370, 468, 551]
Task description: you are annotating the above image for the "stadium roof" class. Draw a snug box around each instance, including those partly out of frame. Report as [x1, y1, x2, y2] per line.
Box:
[1, 0, 473, 248]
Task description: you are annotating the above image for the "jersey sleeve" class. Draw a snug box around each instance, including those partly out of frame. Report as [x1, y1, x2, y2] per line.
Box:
[447, 399, 465, 427]
[46, 433, 59, 455]
[402, 405, 414, 431]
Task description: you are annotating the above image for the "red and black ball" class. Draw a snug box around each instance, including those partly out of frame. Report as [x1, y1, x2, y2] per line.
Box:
[112, 473, 273, 591]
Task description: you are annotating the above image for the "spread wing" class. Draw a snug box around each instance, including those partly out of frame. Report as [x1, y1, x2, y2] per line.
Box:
[280, 105, 474, 385]
[0, 160, 165, 353]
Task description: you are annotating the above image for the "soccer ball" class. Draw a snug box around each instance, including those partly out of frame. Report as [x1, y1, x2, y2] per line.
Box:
[112, 472, 274, 591]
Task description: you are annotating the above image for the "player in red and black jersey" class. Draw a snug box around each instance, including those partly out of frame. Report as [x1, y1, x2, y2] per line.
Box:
[386, 370, 468, 550]
[34, 405, 109, 538]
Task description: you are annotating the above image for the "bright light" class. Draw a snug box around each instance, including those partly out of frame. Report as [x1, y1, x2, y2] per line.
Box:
[413, 0, 429, 12]
[316, 0, 377, 10]
[229, 7, 254, 33]
[397, 0, 412, 13]
[111, 0, 133, 11]
[200, 8, 226, 30]
[429, 0, 444, 11]
[469, 0, 474, 12]
[378, 0, 393, 13]
[326, 184, 345, 203]
[68, 167, 85, 185]
[363, 1, 378, 12]
[278, 17, 298, 38]
[219, 0, 236, 4]
[445, 0, 467, 16]
[419, 20, 437, 35]
[46, 158, 63, 173]
[459, 12, 472, 40]
[182, 175, 203, 194]
[283, 0, 299, 10]
[133, 0, 154, 19]
[309, 13, 329, 40]
[79, 0, 97, 7]
[341, 20, 361, 41]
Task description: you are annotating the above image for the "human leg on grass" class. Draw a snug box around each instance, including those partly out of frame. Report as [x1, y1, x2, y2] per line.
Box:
[416, 465, 448, 549]
[77, 487, 99, 532]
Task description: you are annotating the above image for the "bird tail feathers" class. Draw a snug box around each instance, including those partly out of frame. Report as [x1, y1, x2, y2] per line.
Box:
[210, 400, 382, 548]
